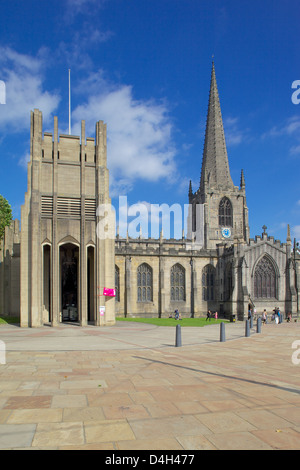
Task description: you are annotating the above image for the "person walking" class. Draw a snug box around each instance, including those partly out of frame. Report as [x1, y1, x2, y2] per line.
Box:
[274, 308, 279, 324]
[248, 308, 252, 321]
[262, 309, 267, 324]
[277, 308, 281, 324]
[206, 310, 211, 321]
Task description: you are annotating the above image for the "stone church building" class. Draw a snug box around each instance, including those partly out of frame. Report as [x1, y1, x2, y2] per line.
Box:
[1, 63, 299, 326]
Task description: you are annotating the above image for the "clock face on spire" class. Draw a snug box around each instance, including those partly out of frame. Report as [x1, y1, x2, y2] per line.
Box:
[221, 227, 231, 239]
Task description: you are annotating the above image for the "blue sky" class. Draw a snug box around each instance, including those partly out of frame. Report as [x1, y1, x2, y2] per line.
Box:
[0, 0, 299, 242]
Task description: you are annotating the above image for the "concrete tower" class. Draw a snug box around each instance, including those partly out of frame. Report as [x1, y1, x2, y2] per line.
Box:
[20, 109, 115, 327]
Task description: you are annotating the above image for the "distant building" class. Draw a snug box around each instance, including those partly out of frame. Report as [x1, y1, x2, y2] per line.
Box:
[1, 63, 299, 325]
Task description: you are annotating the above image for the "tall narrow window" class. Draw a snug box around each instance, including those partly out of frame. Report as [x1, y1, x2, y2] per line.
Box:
[202, 264, 215, 301]
[171, 264, 185, 301]
[192, 203, 199, 233]
[254, 256, 277, 299]
[219, 197, 233, 227]
[137, 263, 152, 302]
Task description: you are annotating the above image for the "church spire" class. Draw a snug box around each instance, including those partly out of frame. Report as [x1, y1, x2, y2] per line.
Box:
[200, 61, 234, 192]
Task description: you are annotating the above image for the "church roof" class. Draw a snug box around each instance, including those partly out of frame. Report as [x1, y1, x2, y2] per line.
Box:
[200, 61, 234, 192]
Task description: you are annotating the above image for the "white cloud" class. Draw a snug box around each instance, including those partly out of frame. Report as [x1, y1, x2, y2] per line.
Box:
[223, 116, 250, 147]
[265, 116, 300, 137]
[284, 116, 300, 135]
[261, 116, 300, 157]
[18, 152, 30, 170]
[72, 78, 177, 185]
[0, 47, 178, 190]
[66, 0, 106, 13]
[0, 45, 178, 192]
[56, 25, 113, 71]
[0, 47, 60, 132]
[290, 144, 300, 156]
[64, 0, 108, 24]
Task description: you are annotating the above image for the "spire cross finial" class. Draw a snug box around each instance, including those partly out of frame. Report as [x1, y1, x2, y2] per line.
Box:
[262, 225, 267, 234]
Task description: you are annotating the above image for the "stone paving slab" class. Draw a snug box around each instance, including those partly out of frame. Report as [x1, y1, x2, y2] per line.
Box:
[0, 321, 252, 351]
[0, 321, 299, 450]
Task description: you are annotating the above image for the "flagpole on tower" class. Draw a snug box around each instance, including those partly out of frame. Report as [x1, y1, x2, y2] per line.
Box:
[68, 69, 71, 135]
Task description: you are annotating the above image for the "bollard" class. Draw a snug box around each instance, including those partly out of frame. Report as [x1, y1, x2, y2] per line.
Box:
[257, 317, 262, 333]
[175, 324, 182, 347]
[220, 322, 226, 342]
[245, 319, 250, 337]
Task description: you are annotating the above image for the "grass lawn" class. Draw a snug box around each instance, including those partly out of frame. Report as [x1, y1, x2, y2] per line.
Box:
[116, 316, 229, 327]
[0, 316, 20, 325]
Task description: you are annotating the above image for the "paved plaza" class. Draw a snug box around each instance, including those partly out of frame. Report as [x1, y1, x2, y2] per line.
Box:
[0, 320, 299, 450]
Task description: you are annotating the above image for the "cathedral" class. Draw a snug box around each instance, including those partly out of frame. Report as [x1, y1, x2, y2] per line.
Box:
[1, 63, 299, 326]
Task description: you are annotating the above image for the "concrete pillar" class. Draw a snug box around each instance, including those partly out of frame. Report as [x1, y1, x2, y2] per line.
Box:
[51, 116, 59, 326]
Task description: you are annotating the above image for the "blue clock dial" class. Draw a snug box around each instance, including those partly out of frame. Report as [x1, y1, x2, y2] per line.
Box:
[222, 228, 231, 238]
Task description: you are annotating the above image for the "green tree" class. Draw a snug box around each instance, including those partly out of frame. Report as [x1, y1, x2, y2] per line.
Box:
[0, 195, 13, 243]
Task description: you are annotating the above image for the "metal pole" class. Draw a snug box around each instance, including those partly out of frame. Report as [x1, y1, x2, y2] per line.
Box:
[245, 319, 250, 337]
[175, 324, 182, 347]
[257, 317, 261, 333]
[69, 69, 71, 135]
[220, 322, 225, 342]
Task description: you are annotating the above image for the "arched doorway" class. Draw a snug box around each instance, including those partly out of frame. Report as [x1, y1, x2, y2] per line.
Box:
[60, 243, 79, 322]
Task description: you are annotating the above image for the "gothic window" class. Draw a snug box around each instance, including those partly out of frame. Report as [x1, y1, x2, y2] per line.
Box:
[115, 265, 120, 302]
[171, 264, 186, 301]
[254, 256, 277, 299]
[202, 264, 215, 301]
[137, 263, 152, 302]
[219, 197, 233, 227]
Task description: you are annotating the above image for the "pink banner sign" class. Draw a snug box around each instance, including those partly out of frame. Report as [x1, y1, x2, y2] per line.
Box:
[103, 288, 116, 297]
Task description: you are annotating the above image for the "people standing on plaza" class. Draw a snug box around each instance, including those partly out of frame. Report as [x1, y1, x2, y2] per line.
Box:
[262, 309, 267, 324]
[273, 307, 279, 324]
[248, 308, 252, 321]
